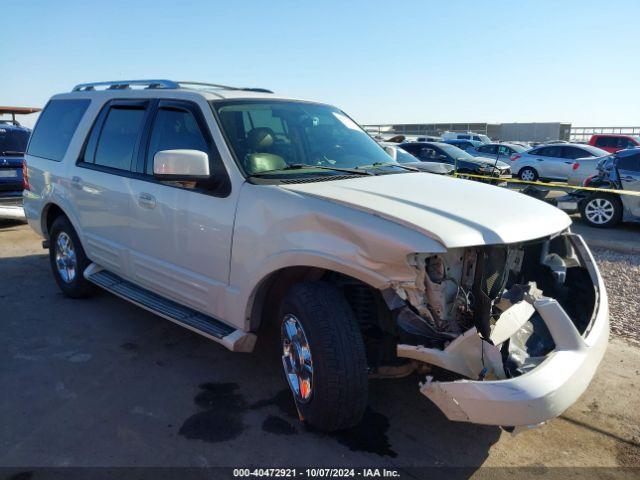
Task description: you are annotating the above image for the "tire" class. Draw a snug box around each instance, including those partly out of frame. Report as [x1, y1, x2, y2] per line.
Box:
[49, 216, 97, 298]
[579, 193, 622, 228]
[278, 281, 368, 431]
[518, 167, 538, 182]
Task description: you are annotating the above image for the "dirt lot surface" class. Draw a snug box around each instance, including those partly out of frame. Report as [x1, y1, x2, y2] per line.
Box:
[1, 220, 639, 476]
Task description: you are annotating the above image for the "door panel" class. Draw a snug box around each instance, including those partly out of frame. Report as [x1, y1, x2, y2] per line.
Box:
[127, 100, 235, 317]
[617, 155, 640, 217]
[70, 169, 131, 273]
[128, 183, 235, 313]
[71, 100, 150, 276]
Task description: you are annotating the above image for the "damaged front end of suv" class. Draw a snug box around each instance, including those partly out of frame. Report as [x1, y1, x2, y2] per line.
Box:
[387, 230, 608, 430]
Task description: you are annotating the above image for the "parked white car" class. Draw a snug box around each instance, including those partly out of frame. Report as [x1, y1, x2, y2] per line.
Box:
[441, 131, 491, 144]
[24, 80, 608, 432]
[510, 143, 608, 181]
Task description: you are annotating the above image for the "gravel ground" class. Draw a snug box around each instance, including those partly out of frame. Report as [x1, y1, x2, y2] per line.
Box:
[592, 248, 640, 346]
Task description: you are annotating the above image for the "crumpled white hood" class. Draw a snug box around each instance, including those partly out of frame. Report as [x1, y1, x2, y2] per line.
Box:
[280, 173, 571, 248]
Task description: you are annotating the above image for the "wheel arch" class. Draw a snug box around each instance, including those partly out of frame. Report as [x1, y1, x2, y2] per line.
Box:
[41, 202, 87, 251]
[245, 264, 389, 333]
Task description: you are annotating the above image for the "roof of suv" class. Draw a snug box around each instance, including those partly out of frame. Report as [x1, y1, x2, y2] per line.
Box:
[56, 79, 289, 102]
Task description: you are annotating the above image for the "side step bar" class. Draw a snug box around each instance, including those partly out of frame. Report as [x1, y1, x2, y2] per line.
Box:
[84, 264, 256, 352]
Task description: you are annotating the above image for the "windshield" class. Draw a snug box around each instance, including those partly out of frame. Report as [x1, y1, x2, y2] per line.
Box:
[212, 100, 395, 177]
[437, 143, 474, 160]
[0, 128, 29, 155]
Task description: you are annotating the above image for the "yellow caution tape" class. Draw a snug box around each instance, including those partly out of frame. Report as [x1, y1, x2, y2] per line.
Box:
[452, 172, 640, 197]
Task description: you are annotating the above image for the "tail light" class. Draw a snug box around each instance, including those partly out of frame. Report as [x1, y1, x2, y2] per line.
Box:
[22, 159, 30, 191]
[572, 162, 580, 170]
[510, 154, 521, 161]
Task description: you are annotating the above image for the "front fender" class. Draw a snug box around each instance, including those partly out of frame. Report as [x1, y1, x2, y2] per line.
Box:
[227, 184, 445, 329]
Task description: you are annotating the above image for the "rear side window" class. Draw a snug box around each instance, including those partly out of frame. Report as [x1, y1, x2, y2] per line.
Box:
[94, 107, 146, 171]
[562, 146, 591, 159]
[536, 146, 562, 157]
[27, 99, 90, 161]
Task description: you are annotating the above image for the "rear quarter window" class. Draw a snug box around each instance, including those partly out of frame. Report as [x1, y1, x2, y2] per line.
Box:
[27, 99, 90, 161]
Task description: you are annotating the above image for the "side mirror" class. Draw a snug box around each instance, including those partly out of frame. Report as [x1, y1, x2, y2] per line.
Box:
[153, 149, 210, 180]
[437, 155, 447, 161]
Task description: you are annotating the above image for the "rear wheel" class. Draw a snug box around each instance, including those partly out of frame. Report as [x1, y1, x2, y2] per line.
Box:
[518, 167, 538, 182]
[278, 281, 368, 431]
[49, 216, 96, 298]
[580, 194, 622, 228]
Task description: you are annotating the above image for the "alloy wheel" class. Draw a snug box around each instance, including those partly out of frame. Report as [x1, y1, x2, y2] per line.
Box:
[584, 198, 615, 225]
[55, 232, 77, 283]
[281, 314, 314, 403]
[520, 169, 536, 181]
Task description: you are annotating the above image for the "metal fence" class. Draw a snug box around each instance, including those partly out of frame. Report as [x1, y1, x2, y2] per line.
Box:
[569, 126, 640, 142]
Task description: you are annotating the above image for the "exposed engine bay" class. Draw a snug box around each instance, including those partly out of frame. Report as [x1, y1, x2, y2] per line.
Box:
[385, 231, 598, 382]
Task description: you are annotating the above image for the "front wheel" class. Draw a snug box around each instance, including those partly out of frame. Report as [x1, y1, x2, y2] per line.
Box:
[518, 167, 539, 182]
[279, 281, 368, 431]
[580, 194, 622, 228]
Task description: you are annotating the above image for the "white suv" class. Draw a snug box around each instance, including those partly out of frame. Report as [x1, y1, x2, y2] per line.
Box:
[24, 80, 608, 432]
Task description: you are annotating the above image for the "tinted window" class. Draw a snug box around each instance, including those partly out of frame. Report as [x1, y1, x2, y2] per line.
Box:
[94, 107, 145, 171]
[399, 143, 420, 155]
[497, 145, 512, 156]
[594, 136, 616, 148]
[536, 146, 562, 157]
[146, 108, 208, 174]
[459, 135, 470, 140]
[0, 128, 30, 154]
[417, 147, 439, 160]
[619, 137, 637, 149]
[617, 153, 640, 172]
[562, 146, 591, 159]
[27, 99, 90, 161]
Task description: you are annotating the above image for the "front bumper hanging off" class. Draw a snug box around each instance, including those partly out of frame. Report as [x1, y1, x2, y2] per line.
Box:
[398, 234, 609, 428]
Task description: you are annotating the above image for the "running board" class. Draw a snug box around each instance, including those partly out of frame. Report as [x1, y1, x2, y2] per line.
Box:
[84, 264, 256, 352]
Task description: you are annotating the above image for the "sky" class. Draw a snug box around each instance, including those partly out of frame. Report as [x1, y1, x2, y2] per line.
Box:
[2, 0, 639, 129]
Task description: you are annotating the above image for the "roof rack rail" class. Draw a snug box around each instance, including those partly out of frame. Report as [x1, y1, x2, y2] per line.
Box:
[72, 80, 180, 92]
[71, 79, 274, 94]
[177, 81, 273, 94]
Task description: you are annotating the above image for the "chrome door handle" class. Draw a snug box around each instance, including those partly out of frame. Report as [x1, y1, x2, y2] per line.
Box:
[536, 158, 543, 162]
[137, 192, 156, 209]
[564, 161, 574, 164]
[71, 176, 82, 189]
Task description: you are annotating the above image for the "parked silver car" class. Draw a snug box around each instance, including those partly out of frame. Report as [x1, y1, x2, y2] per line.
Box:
[510, 143, 608, 181]
[557, 148, 640, 227]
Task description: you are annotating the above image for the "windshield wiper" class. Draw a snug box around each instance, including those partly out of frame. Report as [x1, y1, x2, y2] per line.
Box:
[247, 163, 375, 178]
[364, 162, 420, 172]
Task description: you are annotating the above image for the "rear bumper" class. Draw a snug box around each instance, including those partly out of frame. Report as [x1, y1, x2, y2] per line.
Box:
[414, 234, 609, 427]
[0, 192, 25, 220]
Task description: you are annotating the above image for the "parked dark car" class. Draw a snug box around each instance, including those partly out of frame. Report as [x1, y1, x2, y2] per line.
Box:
[556, 148, 640, 227]
[398, 141, 511, 177]
[0, 121, 31, 219]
